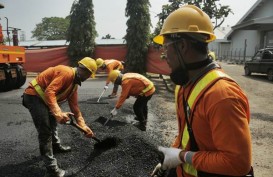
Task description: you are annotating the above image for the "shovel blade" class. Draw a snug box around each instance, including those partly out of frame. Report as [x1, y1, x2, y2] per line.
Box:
[94, 137, 120, 150]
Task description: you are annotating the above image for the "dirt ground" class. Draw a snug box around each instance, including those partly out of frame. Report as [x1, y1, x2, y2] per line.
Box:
[0, 61, 272, 177]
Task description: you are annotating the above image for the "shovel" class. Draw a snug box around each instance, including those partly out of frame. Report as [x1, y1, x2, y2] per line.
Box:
[67, 115, 120, 150]
[103, 114, 113, 126]
[86, 89, 109, 104]
[66, 116, 101, 142]
[97, 89, 106, 103]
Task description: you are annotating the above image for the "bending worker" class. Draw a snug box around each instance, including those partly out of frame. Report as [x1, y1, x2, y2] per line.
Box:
[151, 5, 253, 177]
[96, 58, 124, 98]
[22, 57, 97, 177]
[107, 70, 155, 131]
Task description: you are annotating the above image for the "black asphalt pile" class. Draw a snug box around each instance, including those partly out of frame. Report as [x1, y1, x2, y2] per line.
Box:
[55, 96, 164, 177]
[61, 124, 163, 176]
[93, 137, 121, 150]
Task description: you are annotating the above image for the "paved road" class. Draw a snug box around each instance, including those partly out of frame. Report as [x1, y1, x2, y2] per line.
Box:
[1, 62, 273, 176]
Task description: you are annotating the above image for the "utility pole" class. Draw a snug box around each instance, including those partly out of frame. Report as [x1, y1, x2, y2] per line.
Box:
[243, 39, 247, 63]
[10, 27, 21, 46]
[4, 17, 10, 45]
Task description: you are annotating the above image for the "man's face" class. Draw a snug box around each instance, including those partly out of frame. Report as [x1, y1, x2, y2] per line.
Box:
[102, 64, 106, 70]
[79, 68, 91, 82]
[163, 38, 182, 72]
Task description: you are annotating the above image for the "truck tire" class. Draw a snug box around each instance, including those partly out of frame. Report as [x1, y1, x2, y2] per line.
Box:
[3, 68, 17, 91]
[15, 65, 27, 89]
[267, 69, 273, 81]
[0, 69, 5, 91]
[244, 66, 251, 76]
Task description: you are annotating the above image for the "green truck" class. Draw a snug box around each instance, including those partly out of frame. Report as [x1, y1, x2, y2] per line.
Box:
[244, 48, 273, 81]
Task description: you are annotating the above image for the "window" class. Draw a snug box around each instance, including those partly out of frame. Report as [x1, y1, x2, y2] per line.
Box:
[253, 51, 263, 60]
[262, 49, 273, 60]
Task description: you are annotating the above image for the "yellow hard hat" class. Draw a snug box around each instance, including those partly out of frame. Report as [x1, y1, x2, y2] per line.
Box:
[78, 57, 97, 78]
[153, 5, 216, 44]
[96, 58, 105, 68]
[107, 70, 121, 83]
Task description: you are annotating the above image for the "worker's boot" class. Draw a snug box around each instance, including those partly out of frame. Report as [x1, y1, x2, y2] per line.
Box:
[134, 116, 141, 121]
[108, 92, 117, 98]
[133, 121, 147, 131]
[44, 166, 65, 177]
[53, 144, 71, 154]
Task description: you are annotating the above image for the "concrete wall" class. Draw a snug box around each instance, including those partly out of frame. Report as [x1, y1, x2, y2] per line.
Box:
[229, 30, 260, 57]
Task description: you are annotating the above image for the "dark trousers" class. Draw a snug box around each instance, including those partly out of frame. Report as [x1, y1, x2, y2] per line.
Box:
[133, 94, 153, 122]
[23, 93, 60, 170]
[112, 84, 119, 94]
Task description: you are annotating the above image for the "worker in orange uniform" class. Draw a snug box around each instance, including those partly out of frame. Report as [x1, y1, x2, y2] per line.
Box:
[151, 5, 253, 177]
[22, 57, 97, 177]
[107, 70, 155, 131]
[96, 58, 125, 98]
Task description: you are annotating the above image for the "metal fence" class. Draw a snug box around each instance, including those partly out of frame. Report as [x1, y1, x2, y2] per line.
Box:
[214, 47, 259, 64]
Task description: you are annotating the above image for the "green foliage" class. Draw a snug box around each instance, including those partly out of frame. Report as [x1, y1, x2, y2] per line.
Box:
[184, 0, 232, 28]
[153, 0, 233, 37]
[67, 0, 97, 66]
[31, 17, 69, 40]
[102, 34, 115, 39]
[124, 0, 151, 74]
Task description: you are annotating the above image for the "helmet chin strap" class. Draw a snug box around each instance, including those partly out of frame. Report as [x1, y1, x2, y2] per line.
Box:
[170, 42, 212, 86]
[185, 58, 213, 70]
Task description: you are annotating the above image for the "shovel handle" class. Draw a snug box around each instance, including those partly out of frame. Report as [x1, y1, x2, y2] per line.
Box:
[92, 136, 101, 142]
[103, 114, 113, 126]
[67, 116, 101, 143]
[97, 89, 106, 102]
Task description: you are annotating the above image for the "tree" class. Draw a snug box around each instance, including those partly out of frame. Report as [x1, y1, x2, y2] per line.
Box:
[102, 34, 115, 39]
[153, 0, 233, 38]
[31, 17, 69, 40]
[67, 0, 97, 66]
[124, 0, 151, 74]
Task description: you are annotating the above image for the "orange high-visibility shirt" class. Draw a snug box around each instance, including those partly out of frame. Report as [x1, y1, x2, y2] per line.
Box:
[105, 59, 124, 85]
[105, 59, 124, 73]
[115, 73, 155, 109]
[173, 76, 252, 177]
[24, 65, 81, 118]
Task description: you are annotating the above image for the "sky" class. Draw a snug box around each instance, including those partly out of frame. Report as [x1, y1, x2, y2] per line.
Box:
[0, 0, 257, 41]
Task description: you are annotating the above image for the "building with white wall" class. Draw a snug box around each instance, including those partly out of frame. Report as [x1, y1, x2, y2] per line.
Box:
[211, 0, 273, 62]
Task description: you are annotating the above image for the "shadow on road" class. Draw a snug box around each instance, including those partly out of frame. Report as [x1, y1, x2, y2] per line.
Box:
[0, 156, 44, 177]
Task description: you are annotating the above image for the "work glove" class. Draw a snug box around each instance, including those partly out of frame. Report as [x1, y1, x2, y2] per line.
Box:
[82, 125, 94, 138]
[151, 163, 166, 177]
[75, 116, 94, 138]
[158, 146, 183, 169]
[104, 85, 108, 90]
[111, 108, 118, 116]
[56, 112, 73, 124]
